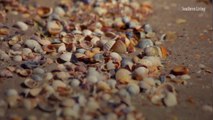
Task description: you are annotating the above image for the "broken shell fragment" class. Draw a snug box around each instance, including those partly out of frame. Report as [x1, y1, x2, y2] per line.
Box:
[103, 40, 116, 51]
[23, 79, 40, 89]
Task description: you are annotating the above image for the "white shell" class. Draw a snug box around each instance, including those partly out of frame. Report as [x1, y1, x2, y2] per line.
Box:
[127, 83, 140, 95]
[70, 79, 80, 87]
[163, 92, 177, 107]
[52, 80, 67, 90]
[59, 52, 72, 62]
[133, 67, 149, 80]
[54, 6, 65, 16]
[139, 56, 162, 67]
[16, 21, 28, 31]
[24, 39, 43, 53]
[110, 52, 122, 62]
[13, 55, 22, 62]
[86, 75, 98, 84]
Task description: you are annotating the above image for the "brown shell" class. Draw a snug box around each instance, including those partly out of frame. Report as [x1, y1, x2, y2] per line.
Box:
[111, 40, 127, 54]
[37, 7, 53, 17]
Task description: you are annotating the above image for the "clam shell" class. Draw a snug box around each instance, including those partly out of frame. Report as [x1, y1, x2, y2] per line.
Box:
[171, 66, 189, 75]
[59, 52, 72, 62]
[163, 92, 177, 107]
[103, 40, 116, 51]
[139, 56, 162, 67]
[37, 7, 53, 17]
[138, 39, 153, 49]
[115, 69, 132, 84]
[54, 6, 65, 16]
[61, 99, 75, 107]
[23, 99, 38, 110]
[23, 78, 40, 89]
[6, 89, 19, 107]
[144, 46, 159, 56]
[24, 39, 43, 53]
[0, 27, 9, 35]
[47, 21, 63, 35]
[97, 81, 111, 92]
[133, 67, 149, 80]
[111, 40, 127, 54]
[127, 83, 140, 95]
[110, 52, 122, 62]
[52, 80, 67, 90]
[16, 21, 28, 31]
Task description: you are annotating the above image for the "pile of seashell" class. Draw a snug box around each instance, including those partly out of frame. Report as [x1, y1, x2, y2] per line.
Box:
[0, 0, 190, 119]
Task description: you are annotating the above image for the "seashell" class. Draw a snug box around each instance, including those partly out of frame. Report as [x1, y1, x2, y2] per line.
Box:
[144, 46, 159, 57]
[139, 81, 152, 93]
[106, 60, 116, 70]
[11, 44, 21, 51]
[97, 81, 111, 92]
[58, 44, 66, 53]
[38, 39, 51, 46]
[143, 24, 153, 33]
[86, 75, 98, 84]
[115, 69, 132, 84]
[180, 74, 191, 80]
[0, 50, 10, 61]
[158, 46, 169, 59]
[61, 99, 75, 107]
[16, 69, 31, 77]
[29, 88, 42, 97]
[138, 39, 153, 49]
[91, 47, 101, 54]
[121, 58, 134, 70]
[93, 53, 104, 62]
[13, 55, 22, 62]
[0, 27, 9, 35]
[22, 48, 32, 55]
[0, 69, 13, 78]
[143, 77, 156, 86]
[139, 56, 162, 67]
[111, 40, 127, 54]
[171, 66, 189, 75]
[6, 89, 20, 107]
[23, 99, 38, 110]
[23, 78, 40, 89]
[163, 92, 177, 107]
[44, 72, 53, 81]
[91, 36, 100, 45]
[103, 40, 116, 51]
[83, 29, 92, 36]
[110, 52, 122, 62]
[52, 80, 67, 90]
[106, 113, 118, 120]
[37, 7, 53, 17]
[62, 108, 78, 118]
[59, 52, 72, 62]
[127, 83, 140, 95]
[133, 67, 149, 80]
[55, 71, 70, 80]
[24, 39, 43, 53]
[54, 6, 65, 16]
[70, 79, 80, 87]
[16, 21, 28, 31]
[86, 98, 100, 112]
[47, 21, 63, 35]
[38, 102, 56, 113]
